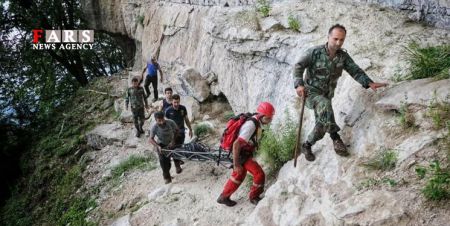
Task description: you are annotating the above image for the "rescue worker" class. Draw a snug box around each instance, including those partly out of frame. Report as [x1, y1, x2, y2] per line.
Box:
[159, 87, 173, 112]
[148, 111, 178, 184]
[125, 76, 149, 137]
[217, 102, 275, 206]
[165, 94, 193, 174]
[141, 56, 163, 102]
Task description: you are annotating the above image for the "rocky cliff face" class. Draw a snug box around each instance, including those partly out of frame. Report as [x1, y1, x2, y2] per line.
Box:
[81, 0, 449, 225]
[350, 0, 450, 29]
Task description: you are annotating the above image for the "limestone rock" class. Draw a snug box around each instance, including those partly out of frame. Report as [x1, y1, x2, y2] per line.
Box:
[148, 187, 168, 201]
[114, 99, 123, 114]
[260, 17, 283, 32]
[119, 110, 134, 123]
[203, 71, 218, 84]
[210, 82, 221, 96]
[358, 58, 372, 71]
[298, 15, 317, 33]
[181, 96, 200, 121]
[111, 214, 131, 226]
[86, 123, 127, 150]
[375, 78, 450, 110]
[181, 68, 211, 102]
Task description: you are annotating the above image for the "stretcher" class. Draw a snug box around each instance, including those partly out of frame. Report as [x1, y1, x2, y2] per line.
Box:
[161, 142, 233, 168]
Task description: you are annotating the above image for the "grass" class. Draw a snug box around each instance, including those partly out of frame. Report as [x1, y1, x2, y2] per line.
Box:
[287, 15, 300, 32]
[136, 15, 145, 26]
[258, 112, 297, 176]
[427, 94, 450, 130]
[391, 66, 405, 82]
[361, 148, 398, 171]
[426, 95, 450, 163]
[194, 123, 212, 137]
[356, 177, 399, 190]
[421, 95, 450, 200]
[402, 42, 450, 81]
[244, 174, 254, 189]
[130, 201, 149, 213]
[256, 0, 271, 17]
[397, 102, 415, 129]
[416, 160, 450, 201]
[111, 155, 156, 180]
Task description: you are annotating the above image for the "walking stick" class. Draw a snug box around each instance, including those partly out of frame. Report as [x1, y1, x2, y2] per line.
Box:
[293, 95, 306, 167]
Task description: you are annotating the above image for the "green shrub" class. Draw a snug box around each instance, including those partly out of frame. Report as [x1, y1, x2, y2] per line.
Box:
[244, 174, 254, 189]
[35, 165, 97, 225]
[356, 177, 398, 190]
[416, 160, 450, 200]
[58, 197, 97, 226]
[1, 194, 33, 226]
[256, 0, 271, 17]
[111, 155, 155, 179]
[1, 77, 117, 225]
[258, 113, 297, 175]
[416, 167, 427, 179]
[404, 42, 450, 80]
[398, 102, 415, 129]
[223, 111, 235, 121]
[194, 123, 212, 137]
[362, 148, 398, 171]
[287, 15, 300, 31]
[391, 66, 405, 82]
[137, 15, 145, 26]
[427, 95, 450, 130]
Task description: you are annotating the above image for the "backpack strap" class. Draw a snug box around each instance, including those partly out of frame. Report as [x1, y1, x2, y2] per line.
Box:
[246, 115, 261, 149]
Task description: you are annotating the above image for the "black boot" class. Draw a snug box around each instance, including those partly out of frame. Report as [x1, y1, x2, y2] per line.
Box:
[217, 195, 237, 207]
[333, 139, 349, 156]
[302, 142, 316, 161]
[136, 129, 141, 138]
[250, 196, 262, 205]
[164, 177, 172, 184]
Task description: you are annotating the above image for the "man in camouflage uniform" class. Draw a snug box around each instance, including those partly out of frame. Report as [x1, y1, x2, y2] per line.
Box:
[293, 24, 388, 161]
[126, 76, 149, 137]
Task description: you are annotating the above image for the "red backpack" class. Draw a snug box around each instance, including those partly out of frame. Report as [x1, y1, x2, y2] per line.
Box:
[220, 113, 259, 152]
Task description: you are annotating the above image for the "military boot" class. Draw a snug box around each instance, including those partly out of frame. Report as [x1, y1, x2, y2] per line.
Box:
[333, 139, 349, 156]
[302, 142, 316, 161]
[217, 195, 237, 207]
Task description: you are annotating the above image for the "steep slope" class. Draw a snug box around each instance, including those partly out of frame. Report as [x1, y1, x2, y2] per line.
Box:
[80, 0, 450, 225]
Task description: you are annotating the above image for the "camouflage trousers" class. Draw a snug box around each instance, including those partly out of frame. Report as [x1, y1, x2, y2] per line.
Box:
[305, 94, 340, 145]
[131, 107, 145, 131]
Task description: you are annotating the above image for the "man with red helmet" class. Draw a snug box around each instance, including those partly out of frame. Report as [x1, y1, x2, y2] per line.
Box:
[217, 102, 275, 206]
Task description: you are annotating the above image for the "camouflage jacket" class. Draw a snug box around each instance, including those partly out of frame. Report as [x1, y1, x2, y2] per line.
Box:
[293, 44, 373, 98]
[125, 87, 148, 109]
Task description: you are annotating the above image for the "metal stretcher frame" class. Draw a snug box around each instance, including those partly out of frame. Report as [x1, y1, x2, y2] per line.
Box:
[161, 142, 233, 168]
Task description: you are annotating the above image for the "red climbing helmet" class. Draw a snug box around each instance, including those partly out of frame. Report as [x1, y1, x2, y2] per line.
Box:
[257, 102, 275, 118]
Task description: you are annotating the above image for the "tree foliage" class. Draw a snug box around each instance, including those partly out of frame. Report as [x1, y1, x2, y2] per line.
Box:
[0, 0, 127, 212]
[1, 0, 126, 125]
